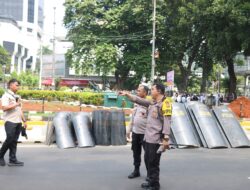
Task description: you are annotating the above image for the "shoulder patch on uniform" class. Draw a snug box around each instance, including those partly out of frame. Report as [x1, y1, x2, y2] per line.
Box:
[162, 97, 172, 116]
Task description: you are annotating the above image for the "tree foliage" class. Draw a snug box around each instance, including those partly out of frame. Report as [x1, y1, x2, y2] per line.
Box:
[10, 71, 39, 89]
[0, 45, 11, 66]
[64, 0, 250, 94]
[38, 45, 53, 55]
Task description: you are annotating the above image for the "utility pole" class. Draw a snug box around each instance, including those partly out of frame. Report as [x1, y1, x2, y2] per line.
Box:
[150, 0, 156, 84]
[52, 6, 56, 87]
[39, 16, 45, 89]
[39, 40, 43, 89]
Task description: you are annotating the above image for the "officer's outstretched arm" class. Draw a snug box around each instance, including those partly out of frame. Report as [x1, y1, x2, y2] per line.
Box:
[119, 91, 151, 107]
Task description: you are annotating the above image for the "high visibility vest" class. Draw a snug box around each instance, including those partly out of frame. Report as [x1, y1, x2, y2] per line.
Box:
[162, 97, 172, 116]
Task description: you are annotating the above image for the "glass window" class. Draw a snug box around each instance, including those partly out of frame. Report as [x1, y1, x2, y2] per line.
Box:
[27, 28, 33, 32]
[28, 0, 35, 23]
[38, 0, 44, 28]
[0, 0, 23, 21]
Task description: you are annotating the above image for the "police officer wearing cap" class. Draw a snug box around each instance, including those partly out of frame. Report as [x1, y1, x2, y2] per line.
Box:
[0, 79, 27, 167]
[128, 85, 149, 179]
[120, 83, 172, 190]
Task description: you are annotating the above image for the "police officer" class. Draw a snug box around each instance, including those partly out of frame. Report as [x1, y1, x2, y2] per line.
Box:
[128, 85, 149, 179]
[120, 83, 171, 190]
[0, 79, 27, 167]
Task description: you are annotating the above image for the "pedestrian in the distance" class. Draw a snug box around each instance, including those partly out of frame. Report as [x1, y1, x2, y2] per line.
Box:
[0, 79, 27, 167]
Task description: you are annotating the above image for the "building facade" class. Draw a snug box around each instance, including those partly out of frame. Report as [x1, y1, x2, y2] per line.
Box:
[0, 0, 44, 73]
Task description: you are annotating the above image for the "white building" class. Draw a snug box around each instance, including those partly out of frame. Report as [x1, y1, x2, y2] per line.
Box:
[0, 0, 44, 73]
[42, 54, 66, 79]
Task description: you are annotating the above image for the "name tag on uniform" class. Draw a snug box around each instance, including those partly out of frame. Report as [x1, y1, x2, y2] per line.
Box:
[152, 109, 158, 119]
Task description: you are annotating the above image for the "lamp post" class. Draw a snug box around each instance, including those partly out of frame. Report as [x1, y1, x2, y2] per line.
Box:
[52, 6, 56, 88]
[39, 36, 43, 89]
[150, 0, 156, 84]
[39, 16, 45, 89]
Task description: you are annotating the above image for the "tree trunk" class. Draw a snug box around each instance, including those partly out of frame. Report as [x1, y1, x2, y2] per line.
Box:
[177, 38, 203, 93]
[178, 66, 189, 93]
[200, 64, 208, 93]
[115, 68, 130, 89]
[226, 57, 237, 99]
[200, 43, 211, 94]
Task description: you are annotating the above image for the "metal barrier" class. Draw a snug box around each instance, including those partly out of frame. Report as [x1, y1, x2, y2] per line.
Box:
[171, 103, 201, 148]
[71, 113, 95, 147]
[213, 106, 250, 148]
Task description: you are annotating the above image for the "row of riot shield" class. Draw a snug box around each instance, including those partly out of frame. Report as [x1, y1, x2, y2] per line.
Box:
[53, 112, 95, 149]
[171, 102, 250, 149]
[52, 110, 126, 149]
[51, 102, 249, 149]
[92, 110, 127, 146]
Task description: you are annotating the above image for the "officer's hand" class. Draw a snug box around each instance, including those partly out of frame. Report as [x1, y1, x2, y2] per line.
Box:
[118, 91, 129, 96]
[126, 132, 131, 140]
[162, 139, 169, 150]
[15, 101, 21, 107]
[23, 122, 27, 129]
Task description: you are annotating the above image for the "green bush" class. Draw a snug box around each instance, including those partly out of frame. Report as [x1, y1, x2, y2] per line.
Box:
[16, 90, 104, 106]
[58, 86, 71, 91]
[0, 88, 4, 96]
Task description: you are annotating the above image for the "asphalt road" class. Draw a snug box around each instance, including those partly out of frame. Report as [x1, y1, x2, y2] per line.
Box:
[0, 145, 250, 190]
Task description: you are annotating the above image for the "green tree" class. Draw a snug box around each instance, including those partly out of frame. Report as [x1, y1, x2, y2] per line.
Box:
[0, 45, 10, 66]
[204, 0, 250, 97]
[10, 71, 39, 89]
[64, 0, 153, 89]
[95, 43, 118, 88]
[38, 45, 53, 55]
[0, 46, 11, 83]
[64, 0, 250, 94]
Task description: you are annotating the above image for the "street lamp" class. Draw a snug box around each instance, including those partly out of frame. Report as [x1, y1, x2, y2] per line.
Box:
[150, 0, 156, 84]
[52, 6, 56, 88]
[39, 16, 45, 89]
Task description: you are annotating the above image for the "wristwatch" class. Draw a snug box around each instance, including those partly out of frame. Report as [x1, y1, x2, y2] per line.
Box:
[163, 135, 169, 141]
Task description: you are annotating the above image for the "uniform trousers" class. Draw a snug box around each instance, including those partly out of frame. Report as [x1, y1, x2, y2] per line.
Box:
[131, 132, 145, 168]
[144, 142, 161, 188]
[0, 121, 22, 162]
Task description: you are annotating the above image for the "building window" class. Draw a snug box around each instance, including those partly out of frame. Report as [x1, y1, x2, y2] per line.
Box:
[28, 0, 35, 23]
[0, 0, 24, 21]
[27, 28, 33, 32]
[38, 0, 44, 28]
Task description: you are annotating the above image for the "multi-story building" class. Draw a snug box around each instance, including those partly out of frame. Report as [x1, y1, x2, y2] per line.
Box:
[0, 0, 44, 73]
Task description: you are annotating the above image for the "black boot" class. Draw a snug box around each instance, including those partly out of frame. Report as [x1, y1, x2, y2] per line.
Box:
[144, 187, 160, 190]
[141, 182, 150, 188]
[0, 158, 6, 166]
[128, 167, 140, 179]
[8, 160, 24, 167]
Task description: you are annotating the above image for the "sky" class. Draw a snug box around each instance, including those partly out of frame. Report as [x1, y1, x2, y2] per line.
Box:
[43, 0, 68, 49]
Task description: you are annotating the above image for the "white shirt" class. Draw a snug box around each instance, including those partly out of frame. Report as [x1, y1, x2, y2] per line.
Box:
[1, 90, 22, 123]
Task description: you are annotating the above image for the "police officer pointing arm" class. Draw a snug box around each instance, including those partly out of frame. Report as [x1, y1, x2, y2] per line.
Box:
[120, 83, 172, 190]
